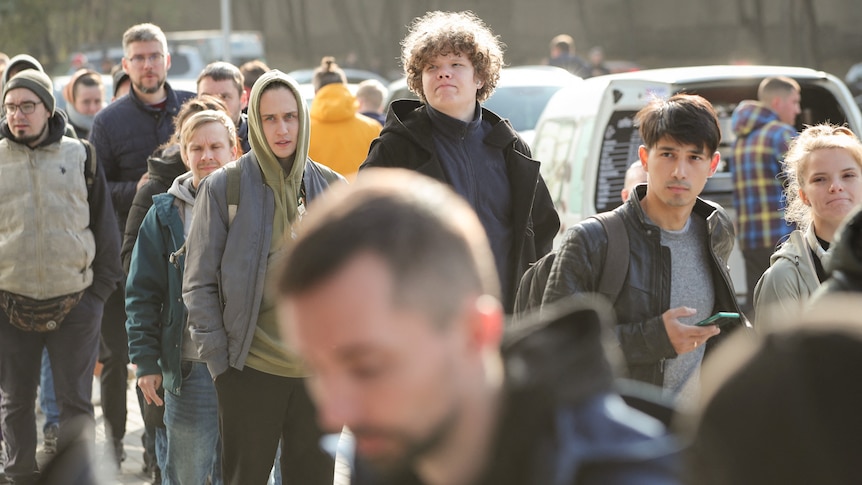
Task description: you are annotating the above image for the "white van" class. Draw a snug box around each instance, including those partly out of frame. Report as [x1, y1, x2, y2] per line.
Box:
[532, 65, 862, 299]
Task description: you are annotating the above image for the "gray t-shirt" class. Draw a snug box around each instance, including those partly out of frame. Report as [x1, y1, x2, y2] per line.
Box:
[656, 216, 714, 404]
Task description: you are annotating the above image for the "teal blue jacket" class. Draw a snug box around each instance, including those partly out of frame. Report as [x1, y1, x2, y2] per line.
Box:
[125, 191, 188, 396]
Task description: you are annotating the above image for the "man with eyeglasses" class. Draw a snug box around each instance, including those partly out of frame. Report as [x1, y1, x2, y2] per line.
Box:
[0, 69, 122, 485]
[88, 22, 194, 480]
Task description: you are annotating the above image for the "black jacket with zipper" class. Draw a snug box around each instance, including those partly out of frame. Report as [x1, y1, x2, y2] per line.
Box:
[361, 99, 560, 313]
[543, 184, 747, 386]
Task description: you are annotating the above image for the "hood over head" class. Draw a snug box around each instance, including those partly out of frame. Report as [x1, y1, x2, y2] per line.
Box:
[1, 54, 44, 90]
[247, 69, 310, 226]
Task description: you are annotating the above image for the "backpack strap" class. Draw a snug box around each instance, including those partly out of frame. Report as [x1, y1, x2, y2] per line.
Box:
[79, 139, 97, 194]
[225, 161, 241, 227]
[589, 211, 630, 304]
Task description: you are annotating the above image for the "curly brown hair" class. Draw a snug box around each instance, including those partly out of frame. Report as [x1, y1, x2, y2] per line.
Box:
[400, 11, 505, 104]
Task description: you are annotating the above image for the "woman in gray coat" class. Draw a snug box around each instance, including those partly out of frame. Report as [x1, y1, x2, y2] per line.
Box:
[753, 124, 862, 329]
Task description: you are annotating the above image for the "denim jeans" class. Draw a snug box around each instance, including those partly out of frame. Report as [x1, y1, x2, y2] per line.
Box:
[163, 361, 221, 485]
[39, 349, 60, 430]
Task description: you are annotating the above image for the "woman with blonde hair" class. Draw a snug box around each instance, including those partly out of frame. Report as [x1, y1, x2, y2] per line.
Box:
[753, 123, 862, 329]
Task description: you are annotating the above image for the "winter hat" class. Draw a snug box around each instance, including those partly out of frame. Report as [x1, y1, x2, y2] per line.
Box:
[4, 69, 55, 115]
[1, 54, 44, 89]
[112, 68, 130, 98]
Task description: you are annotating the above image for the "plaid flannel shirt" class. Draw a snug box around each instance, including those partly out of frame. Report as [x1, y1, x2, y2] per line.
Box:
[730, 101, 797, 251]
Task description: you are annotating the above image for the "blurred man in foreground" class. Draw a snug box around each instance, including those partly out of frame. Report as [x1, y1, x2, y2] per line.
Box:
[276, 169, 680, 485]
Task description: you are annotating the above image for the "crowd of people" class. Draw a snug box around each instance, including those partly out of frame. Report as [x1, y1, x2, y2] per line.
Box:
[0, 9, 860, 485]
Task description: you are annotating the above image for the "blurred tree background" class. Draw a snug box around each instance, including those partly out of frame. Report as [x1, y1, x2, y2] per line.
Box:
[0, 0, 858, 81]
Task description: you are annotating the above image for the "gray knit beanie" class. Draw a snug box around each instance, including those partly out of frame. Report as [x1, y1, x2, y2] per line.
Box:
[3, 70, 55, 115]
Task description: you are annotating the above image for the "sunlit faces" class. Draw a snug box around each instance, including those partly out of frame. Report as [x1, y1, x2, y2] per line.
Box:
[639, 136, 719, 211]
[774, 90, 802, 126]
[799, 147, 862, 237]
[181, 121, 237, 188]
[259, 86, 300, 159]
[4, 88, 50, 147]
[281, 253, 473, 475]
[72, 84, 104, 116]
[122, 40, 170, 96]
[198, 77, 246, 124]
[420, 52, 482, 122]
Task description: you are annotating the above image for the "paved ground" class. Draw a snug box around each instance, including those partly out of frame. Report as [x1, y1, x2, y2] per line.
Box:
[1, 374, 351, 485]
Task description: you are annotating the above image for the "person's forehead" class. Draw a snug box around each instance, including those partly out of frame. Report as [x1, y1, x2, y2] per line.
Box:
[4, 88, 39, 102]
[127, 40, 164, 55]
[653, 136, 708, 154]
[259, 87, 298, 109]
[199, 77, 238, 95]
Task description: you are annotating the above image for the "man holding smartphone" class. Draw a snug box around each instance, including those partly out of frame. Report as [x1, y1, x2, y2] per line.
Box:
[543, 94, 748, 403]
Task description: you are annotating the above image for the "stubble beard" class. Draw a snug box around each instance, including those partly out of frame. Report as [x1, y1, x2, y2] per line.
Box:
[357, 402, 461, 479]
[134, 77, 165, 95]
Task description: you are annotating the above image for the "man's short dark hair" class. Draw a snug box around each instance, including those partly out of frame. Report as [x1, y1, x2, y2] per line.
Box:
[197, 61, 244, 96]
[239, 59, 270, 91]
[277, 169, 500, 326]
[635, 93, 721, 155]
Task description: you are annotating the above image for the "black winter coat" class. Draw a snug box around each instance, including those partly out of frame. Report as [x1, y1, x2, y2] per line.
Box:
[815, 205, 862, 296]
[543, 185, 746, 386]
[361, 100, 560, 312]
[89, 83, 195, 234]
[121, 145, 187, 273]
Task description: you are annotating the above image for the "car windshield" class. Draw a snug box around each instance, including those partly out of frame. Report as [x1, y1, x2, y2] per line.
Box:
[484, 85, 565, 132]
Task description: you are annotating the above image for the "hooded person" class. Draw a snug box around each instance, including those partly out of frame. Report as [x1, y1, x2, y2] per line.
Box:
[0, 54, 44, 90]
[182, 69, 343, 484]
[308, 56, 381, 179]
[61, 68, 105, 139]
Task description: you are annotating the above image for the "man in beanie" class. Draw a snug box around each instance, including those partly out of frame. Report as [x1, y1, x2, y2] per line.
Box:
[0, 69, 122, 484]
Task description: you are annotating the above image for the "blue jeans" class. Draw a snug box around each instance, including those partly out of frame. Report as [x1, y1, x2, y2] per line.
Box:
[163, 361, 221, 485]
[39, 349, 60, 430]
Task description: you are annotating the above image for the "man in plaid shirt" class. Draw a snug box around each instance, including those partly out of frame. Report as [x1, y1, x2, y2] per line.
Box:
[730, 76, 801, 318]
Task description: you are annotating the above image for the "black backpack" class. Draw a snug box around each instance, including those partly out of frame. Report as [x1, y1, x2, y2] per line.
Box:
[514, 211, 629, 314]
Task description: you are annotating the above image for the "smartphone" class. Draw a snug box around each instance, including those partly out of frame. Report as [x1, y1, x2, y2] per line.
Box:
[694, 312, 740, 327]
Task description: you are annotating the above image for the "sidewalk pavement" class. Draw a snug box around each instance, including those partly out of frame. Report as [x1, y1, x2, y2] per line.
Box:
[3, 375, 351, 485]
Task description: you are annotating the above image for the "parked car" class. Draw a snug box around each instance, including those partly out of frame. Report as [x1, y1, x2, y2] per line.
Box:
[386, 65, 582, 146]
[165, 30, 265, 66]
[846, 62, 862, 94]
[531, 64, 862, 301]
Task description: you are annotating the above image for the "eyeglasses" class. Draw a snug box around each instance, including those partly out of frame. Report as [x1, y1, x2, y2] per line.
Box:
[127, 53, 165, 67]
[4, 101, 42, 115]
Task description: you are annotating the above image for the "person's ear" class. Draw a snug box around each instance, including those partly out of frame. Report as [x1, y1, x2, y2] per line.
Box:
[464, 295, 502, 351]
[709, 151, 720, 176]
[638, 145, 649, 172]
[799, 188, 810, 206]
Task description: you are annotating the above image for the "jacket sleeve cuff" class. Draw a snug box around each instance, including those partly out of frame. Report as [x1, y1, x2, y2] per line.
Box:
[206, 355, 230, 380]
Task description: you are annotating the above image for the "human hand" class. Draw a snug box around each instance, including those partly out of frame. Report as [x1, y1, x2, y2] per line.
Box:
[662, 306, 720, 355]
[137, 374, 164, 406]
